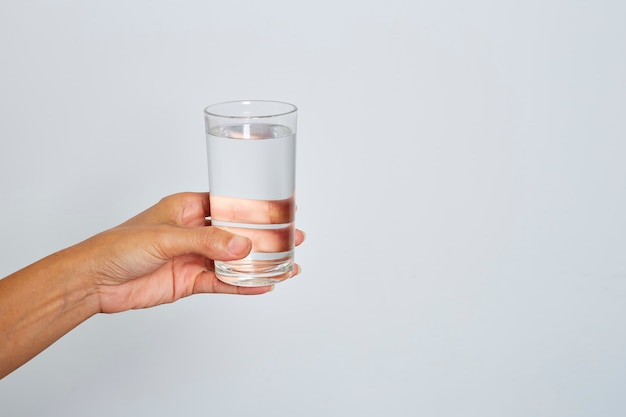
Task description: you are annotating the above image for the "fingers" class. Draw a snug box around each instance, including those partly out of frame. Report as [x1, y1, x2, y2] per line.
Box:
[214, 224, 293, 252]
[295, 229, 305, 246]
[209, 195, 295, 224]
[124, 193, 305, 238]
[123, 193, 211, 227]
[123, 193, 306, 261]
[195, 273, 275, 295]
[208, 194, 301, 254]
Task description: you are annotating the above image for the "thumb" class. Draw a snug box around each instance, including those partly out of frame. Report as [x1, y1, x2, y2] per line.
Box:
[153, 225, 252, 262]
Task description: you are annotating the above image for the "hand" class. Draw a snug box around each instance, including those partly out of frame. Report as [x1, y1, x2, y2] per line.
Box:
[75, 192, 305, 313]
[0, 192, 305, 378]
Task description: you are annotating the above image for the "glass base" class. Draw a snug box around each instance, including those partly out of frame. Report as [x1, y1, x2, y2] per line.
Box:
[215, 256, 294, 287]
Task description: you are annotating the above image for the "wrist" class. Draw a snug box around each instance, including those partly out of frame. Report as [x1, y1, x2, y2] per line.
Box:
[0, 243, 101, 378]
[54, 241, 104, 316]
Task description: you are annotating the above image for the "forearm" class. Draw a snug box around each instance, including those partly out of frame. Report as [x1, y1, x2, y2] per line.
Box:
[0, 246, 100, 379]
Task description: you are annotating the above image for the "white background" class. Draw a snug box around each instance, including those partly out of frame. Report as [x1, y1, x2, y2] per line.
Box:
[1, 1, 625, 416]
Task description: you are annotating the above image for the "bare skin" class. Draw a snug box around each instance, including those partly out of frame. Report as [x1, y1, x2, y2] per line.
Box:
[0, 192, 305, 379]
[210, 194, 296, 252]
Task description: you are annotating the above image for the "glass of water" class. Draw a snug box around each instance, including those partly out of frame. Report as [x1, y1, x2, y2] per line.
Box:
[204, 100, 297, 287]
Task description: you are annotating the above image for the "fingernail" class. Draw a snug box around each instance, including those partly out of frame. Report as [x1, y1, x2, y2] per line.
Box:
[228, 235, 249, 254]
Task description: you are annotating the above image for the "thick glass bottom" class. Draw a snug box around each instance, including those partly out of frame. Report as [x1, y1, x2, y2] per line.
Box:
[214, 253, 294, 287]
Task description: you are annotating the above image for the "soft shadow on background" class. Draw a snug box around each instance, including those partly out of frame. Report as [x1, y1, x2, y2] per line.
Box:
[1, 1, 625, 416]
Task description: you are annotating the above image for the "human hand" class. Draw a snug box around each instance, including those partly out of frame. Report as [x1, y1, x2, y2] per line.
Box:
[73, 192, 305, 314]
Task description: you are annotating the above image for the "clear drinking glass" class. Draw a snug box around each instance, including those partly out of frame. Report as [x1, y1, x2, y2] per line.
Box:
[204, 100, 297, 287]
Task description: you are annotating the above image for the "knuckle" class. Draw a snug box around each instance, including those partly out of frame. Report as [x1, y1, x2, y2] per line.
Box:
[200, 226, 230, 253]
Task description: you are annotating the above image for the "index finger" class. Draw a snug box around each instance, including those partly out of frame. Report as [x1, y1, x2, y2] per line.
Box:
[122, 192, 211, 227]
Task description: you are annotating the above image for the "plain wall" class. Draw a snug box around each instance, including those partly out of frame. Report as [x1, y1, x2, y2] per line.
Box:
[1, 0, 625, 416]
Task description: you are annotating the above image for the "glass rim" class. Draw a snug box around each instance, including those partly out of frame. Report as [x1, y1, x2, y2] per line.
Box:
[204, 100, 297, 119]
